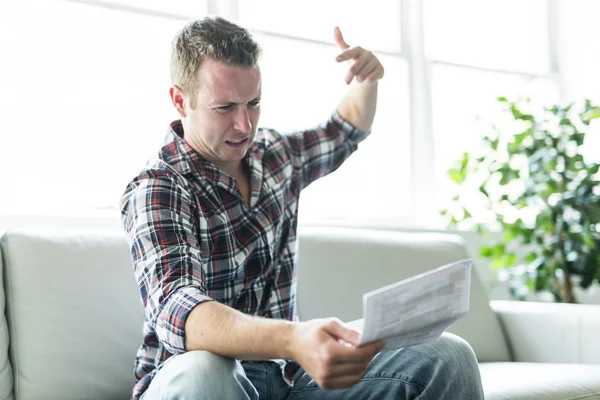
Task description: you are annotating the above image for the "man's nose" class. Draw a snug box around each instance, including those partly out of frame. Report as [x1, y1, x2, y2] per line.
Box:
[233, 107, 252, 134]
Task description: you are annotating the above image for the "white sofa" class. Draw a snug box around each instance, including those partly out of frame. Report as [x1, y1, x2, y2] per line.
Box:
[1, 227, 599, 400]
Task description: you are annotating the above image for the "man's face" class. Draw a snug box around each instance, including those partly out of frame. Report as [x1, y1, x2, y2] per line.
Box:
[181, 59, 261, 173]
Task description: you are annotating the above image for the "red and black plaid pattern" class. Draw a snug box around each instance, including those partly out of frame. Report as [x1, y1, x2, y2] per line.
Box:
[120, 111, 367, 399]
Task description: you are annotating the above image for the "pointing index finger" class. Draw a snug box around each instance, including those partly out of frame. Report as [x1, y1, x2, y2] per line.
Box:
[333, 26, 350, 50]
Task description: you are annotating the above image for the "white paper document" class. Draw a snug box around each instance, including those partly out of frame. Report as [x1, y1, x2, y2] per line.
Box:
[345, 259, 472, 351]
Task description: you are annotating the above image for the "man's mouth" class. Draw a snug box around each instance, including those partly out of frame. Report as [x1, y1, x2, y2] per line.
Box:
[225, 138, 249, 147]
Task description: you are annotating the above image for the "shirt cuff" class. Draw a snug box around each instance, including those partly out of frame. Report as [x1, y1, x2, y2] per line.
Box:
[332, 110, 370, 142]
[155, 285, 213, 354]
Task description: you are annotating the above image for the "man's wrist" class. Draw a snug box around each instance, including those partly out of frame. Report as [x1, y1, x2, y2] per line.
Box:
[277, 320, 299, 360]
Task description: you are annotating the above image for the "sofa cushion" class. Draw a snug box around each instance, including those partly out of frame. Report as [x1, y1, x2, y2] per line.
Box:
[296, 227, 511, 362]
[491, 300, 600, 364]
[2, 229, 143, 400]
[480, 362, 600, 399]
[0, 246, 14, 400]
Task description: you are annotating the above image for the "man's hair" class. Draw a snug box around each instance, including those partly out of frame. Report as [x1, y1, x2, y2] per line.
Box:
[171, 16, 262, 108]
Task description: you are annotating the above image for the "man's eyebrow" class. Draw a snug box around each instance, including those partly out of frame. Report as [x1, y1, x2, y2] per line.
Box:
[210, 100, 238, 107]
[210, 97, 261, 107]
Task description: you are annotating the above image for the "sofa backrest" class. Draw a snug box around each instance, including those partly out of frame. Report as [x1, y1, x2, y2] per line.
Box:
[1, 230, 143, 400]
[296, 227, 511, 362]
[0, 245, 14, 400]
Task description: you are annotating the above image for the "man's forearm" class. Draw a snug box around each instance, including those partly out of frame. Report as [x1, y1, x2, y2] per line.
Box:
[184, 301, 296, 360]
[337, 81, 378, 133]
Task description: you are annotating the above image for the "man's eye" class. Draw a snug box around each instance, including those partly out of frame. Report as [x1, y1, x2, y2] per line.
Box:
[249, 101, 260, 108]
[218, 104, 234, 111]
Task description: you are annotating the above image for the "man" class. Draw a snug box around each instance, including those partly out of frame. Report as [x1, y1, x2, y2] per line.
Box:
[120, 16, 484, 400]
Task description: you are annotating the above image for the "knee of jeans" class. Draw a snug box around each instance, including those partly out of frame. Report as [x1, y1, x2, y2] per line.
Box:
[436, 333, 480, 371]
[154, 350, 246, 397]
[175, 350, 238, 381]
[144, 351, 259, 400]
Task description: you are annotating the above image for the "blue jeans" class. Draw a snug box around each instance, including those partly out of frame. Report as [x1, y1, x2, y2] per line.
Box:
[141, 333, 484, 399]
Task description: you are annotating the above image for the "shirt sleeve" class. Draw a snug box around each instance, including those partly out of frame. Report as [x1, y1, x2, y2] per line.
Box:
[280, 110, 369, 192]
[120, 173, 212, 355]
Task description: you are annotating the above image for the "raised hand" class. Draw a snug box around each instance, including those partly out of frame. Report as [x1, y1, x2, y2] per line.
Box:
[334, 26, 385, 85]
[290, 318, 385, 389]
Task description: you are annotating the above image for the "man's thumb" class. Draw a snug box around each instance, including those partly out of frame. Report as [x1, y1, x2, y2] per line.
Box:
[324, 318, 359, 345]
[333, 26, 350, 50]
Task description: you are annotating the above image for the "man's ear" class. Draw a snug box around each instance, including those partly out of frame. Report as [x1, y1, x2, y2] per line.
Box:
[169, 85, 187, 118]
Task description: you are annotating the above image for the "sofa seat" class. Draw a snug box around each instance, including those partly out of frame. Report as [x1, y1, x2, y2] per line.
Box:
[480, 362, 600, 400]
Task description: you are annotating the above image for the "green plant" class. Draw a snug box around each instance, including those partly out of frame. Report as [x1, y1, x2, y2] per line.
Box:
[442, 97, 600, 303]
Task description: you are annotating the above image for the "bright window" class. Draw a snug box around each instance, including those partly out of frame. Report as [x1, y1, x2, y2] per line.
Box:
[423, 0, 550, 74]
[238, 0, 402, 54]
[558, 0, 600, 101]
[0, 0, 203, 214]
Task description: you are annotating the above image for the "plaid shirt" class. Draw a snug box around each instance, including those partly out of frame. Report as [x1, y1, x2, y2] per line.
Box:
[120, 111, 368, 399]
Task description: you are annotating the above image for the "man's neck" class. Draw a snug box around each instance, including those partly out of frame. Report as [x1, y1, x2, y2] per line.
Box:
[220, 160, 251, 206]
[216, 161, 243, 179]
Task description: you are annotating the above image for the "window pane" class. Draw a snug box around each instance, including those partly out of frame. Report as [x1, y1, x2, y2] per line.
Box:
[559, 0, 600, 164]
[257, 34, 410, 223]
[0, 1, 200, 214]
[424, 0, 550, 73]
[431, 64, 559, 215]
[559, 0, 600, 103]
[239, 0, 402, 54]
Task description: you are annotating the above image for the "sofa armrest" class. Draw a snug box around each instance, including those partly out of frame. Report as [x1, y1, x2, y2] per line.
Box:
[490, 300, 600, 364]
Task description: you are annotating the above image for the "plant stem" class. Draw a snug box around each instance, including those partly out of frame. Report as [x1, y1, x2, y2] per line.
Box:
[563, 269, 577, 303]
[557, 151, 577, 303]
